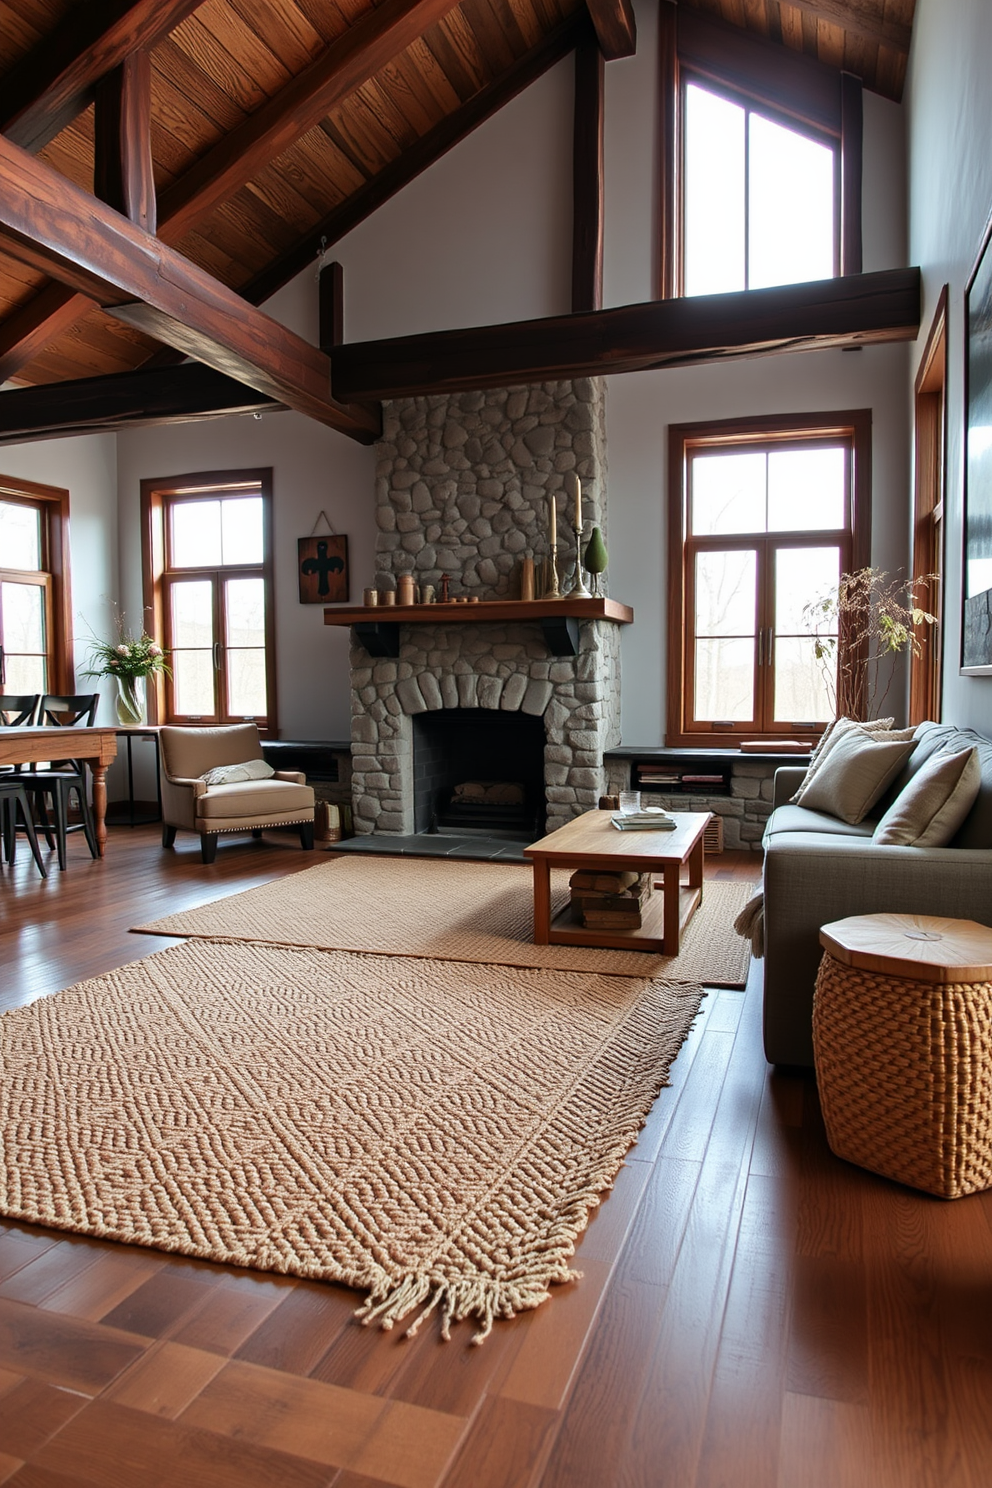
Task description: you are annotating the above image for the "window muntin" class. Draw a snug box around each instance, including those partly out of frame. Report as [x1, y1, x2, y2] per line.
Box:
[669, 417, 869, 746]
[682, 79, 837, 298]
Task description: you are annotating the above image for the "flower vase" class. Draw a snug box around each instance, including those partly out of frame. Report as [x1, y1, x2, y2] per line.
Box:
[115, 675, 146, 726]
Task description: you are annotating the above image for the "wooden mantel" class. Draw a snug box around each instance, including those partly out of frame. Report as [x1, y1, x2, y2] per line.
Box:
[324, 596, 633, 657]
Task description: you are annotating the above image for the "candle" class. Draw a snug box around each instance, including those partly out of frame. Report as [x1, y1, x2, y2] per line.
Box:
[570, 471, 582, 530]
[549, 492, 556, 542]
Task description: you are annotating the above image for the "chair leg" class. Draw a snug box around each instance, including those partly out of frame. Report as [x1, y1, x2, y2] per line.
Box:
[162, 824, 177, 848]
[33, 793, 56, 850]
[71, 778, 99, 859]
[300, 821, 315, 851]
[251, 828, 263, 839]
[16, 789, 47, 879]
[50, 786, 68, 872]
[200, 833, 218, 864]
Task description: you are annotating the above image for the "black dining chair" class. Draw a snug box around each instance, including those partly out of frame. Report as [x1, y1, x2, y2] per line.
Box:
[0, 695, 41, 774]
[15, 694, 100, 870]
[0, 777, 48, 877]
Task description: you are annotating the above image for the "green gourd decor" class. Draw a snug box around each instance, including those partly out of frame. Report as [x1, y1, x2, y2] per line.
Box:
[583, 527, 608, 595]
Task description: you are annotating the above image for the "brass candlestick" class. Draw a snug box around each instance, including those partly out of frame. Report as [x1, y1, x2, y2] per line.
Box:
[546, 541, 561, 599]
[565, 523, 591, 599]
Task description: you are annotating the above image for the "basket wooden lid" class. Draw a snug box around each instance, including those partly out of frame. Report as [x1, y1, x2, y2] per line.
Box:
[819, 913, 992, 984]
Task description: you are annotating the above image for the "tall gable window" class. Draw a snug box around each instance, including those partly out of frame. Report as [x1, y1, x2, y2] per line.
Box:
[667, 412, 871, 747]
[683, 81, 836, 296]
[141, 469, 276, 731]
[659, 5, 862, 299]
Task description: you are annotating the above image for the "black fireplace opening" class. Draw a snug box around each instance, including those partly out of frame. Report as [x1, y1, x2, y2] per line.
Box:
[412, 709, 546, 840]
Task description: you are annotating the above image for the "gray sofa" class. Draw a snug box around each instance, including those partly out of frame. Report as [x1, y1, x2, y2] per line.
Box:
[762, 721, 992, 1067]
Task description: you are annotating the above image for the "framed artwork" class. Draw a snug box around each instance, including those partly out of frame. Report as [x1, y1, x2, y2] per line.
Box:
[963, 211, 992, 673]
[298, 534, 349, 603]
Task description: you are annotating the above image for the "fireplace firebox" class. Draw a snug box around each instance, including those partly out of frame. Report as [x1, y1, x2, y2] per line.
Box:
[413, 709, 546, 840]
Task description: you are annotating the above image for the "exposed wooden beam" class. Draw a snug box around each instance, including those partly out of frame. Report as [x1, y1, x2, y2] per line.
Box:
[0, 282, 96, 385]
[0, 0, 207, 154]
[0, 364, 280, 444]
[94, 51, 156, 232]
[319, 262, 345, 352]
[239, 15, 585, 310]
[584, 0, 636, 60]
[331, 269, 921, 400]
[572, 34, 604, 314]
[0, 0, 465, 383]
[0, 134, 380, 442]
[780, 0, 911, 55]
[156, 0, 464, 247]
[840, 72, 863, 277]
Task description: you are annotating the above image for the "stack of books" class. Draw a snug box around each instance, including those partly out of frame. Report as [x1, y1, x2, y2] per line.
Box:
[569, 869, 653, 929]
[610, 809, 677, 832]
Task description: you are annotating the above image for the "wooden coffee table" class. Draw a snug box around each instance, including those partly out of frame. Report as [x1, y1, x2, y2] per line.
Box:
[524, 809, 712, 956]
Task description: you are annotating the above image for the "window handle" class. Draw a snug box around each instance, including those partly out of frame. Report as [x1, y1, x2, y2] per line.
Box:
[212, 641, 222, 672]
[0, 644, 4, 685]
[756, 630, 763, 668]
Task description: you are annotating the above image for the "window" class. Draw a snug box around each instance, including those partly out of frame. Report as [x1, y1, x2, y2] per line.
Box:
[0, 475, 72, 697]
[683, 80, 836, 296]
[659, 4, 862, 299]
[909, 290, 947, 725]
[667, 413, 871, 747]
[141, 470, 276, 730]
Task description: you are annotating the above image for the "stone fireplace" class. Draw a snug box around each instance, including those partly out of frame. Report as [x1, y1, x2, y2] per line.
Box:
[348, 379, 625, 839]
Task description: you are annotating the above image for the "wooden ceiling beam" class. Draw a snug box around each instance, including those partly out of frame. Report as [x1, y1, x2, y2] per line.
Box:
[572, 33, 605, 313]
[94, 51, 156, 232]
[0, 282, 94, 385]
[156, 0, 466, 246]
[0, 135, 380, 442]
[0, 364, 280, 445]
[330, 269, 921, 400]
[239, 15, 585, 310]
[0, 0, 208, 154]
[780, 0, 911, 55]
[584, 0, 637, 60]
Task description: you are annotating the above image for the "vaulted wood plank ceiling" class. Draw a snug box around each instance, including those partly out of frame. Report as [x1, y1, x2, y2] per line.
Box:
[0, 0, 917, 412]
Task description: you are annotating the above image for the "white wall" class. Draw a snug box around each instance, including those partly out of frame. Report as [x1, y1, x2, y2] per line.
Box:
[906, 0, 992, 732]
[0, 435, 118, 723]
[6, 0, 914, 750]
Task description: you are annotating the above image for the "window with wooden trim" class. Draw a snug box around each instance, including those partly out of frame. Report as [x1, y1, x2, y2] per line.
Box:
[658, 4, 862, 300]
[667, 413, 871, 748]
[909, 288, 947, 725]
[141, 470, 276, 731]
[0, 475, 73, 697]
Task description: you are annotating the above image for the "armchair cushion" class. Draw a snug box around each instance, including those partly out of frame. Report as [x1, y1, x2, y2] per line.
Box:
[200, 758, 275, 785]
[196, 779, 313, 820]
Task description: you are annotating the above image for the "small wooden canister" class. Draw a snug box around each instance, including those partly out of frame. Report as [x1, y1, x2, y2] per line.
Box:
[362, 587, 378, 607]
[397, 573, 416, 606]
[520, 556, 535, 602]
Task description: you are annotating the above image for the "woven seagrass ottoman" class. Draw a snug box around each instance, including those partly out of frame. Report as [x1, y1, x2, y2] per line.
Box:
[813, 913, 992, 1199]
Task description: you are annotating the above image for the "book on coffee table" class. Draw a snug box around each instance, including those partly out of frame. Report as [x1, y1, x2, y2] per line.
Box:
[611, 812, 677, 831]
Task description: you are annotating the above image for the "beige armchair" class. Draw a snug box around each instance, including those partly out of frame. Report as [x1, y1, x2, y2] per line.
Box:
[159, 723, 315, 864]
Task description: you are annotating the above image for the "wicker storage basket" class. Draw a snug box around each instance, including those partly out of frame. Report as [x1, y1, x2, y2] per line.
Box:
[813, 951, 992, 1199]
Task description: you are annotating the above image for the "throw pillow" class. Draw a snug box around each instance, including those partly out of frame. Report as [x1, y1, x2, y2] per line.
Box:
[873, 747, 981, 847]
[791, 716, 896, 804]
[798, 727, 917, 824]
[200, 758, 275, 785]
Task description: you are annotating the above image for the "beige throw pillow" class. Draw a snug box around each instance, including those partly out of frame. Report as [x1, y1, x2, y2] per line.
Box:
[798, 727, 917, 824]
[791, 716, 896, 804]
[200, 758, 275, 785]
[873, 747, 981, 847]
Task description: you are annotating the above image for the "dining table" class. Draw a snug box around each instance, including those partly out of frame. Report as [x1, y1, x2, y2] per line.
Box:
[0, 725, 119, 857]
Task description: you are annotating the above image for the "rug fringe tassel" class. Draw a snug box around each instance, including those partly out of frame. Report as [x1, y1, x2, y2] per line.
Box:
[355, 1270, 567, 1345]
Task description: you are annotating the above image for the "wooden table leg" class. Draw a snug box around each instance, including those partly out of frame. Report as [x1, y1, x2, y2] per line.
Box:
[688, 832, 704, 900]
[662, 861, 680, 956]
[91, 763, 109, 856]
[532, 859, 552, 943]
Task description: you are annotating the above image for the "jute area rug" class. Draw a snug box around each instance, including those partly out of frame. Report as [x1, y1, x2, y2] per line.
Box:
[135, 856, 755, 988]
[0, 938, 705, 1342]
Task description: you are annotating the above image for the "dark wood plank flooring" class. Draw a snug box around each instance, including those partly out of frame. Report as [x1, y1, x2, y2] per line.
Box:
[1, 826, 990, 1486]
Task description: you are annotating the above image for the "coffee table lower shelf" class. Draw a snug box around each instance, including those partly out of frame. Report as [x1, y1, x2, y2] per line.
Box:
[548, 882, 702, 953]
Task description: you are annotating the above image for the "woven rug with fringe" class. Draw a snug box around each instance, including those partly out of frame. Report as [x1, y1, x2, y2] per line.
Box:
[0, 939, 704, 1342]
[134, 856, 755, 987]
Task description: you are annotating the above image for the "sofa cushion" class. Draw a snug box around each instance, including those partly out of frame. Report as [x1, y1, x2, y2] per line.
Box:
[873, 747, 982, 847]
[791, 715, 895, 804]
[796, 727, 917, 824]
[763, 804, 876, 842]
[885, 722, 992, 849]
[196, 778, 314, 819]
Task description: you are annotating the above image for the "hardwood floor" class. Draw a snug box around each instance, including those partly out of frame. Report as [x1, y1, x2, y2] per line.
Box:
[1, 827, 991, 1486]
